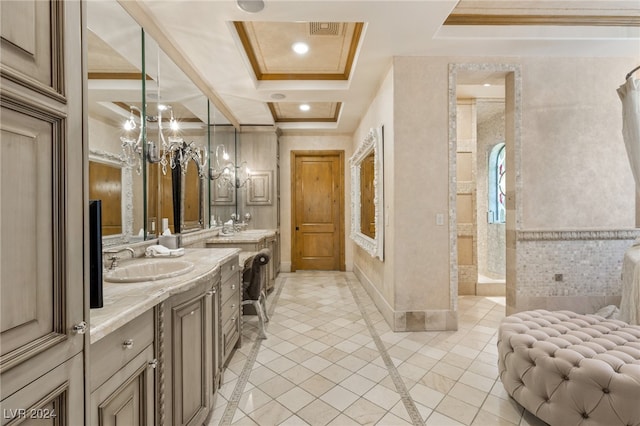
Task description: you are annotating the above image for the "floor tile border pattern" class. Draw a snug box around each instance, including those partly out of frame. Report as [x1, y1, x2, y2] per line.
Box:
[343, 275, 425, 426]
[218, 276, 288, 425]
[220, 273, 424, 425]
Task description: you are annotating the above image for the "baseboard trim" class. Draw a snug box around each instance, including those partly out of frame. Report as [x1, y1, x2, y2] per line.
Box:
[353, 264, 458, 331]
[280, 261, 292, 272]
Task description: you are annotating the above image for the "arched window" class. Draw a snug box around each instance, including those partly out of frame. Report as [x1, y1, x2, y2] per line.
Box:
[488, 143, 506, 224]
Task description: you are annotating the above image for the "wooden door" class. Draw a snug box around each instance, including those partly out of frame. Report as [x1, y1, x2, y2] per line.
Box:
[89, 161, 123, 236]
[291, 151, 344, 271]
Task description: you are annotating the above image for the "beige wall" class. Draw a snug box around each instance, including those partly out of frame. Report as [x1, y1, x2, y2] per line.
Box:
[278, 132, 354, 272]
[352, 66, 396, 326]
[519, 57, 635, 229]
[387, 56, 636, 327]
[237, 126, 279, 230]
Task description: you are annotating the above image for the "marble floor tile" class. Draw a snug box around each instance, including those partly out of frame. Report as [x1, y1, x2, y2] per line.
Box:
[435, 395, 479, 425]
[214, 272, 543, 426]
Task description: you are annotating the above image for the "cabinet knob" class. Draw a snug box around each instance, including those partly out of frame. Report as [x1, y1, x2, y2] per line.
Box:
[231, 264, 236, 271]
[72, 321, 87, 335]
[148, 359, 158, 369]
[231, 284, 236, 290]
[231, 304, 236, 310]
[123, 339, 134, 349]
[206, 289, 216, 296]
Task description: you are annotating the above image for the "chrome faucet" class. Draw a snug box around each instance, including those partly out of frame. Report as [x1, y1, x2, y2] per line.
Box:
[104, 247, 135, 270]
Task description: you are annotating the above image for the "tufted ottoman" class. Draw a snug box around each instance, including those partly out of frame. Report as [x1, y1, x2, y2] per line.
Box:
[498, 310, 640, 426]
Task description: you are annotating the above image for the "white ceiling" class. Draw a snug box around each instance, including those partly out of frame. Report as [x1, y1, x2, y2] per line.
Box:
[117, 0, 640, 133]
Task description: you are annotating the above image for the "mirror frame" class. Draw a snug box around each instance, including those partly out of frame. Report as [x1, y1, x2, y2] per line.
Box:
[89, 149, 136, 246]
[350, 127, 384, 260]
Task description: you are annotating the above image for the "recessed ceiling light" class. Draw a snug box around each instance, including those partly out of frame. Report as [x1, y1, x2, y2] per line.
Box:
[270, 93, 286, 100]
[292, 42, 309, 55]
[483, 83, 491, 87]
[236, 0, 264, 13]
[299, 104, 310, 112]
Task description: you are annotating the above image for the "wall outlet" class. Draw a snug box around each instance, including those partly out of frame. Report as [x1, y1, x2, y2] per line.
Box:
[436, 213, 444, 226]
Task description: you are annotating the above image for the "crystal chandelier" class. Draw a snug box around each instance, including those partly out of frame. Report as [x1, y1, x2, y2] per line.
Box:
[209, 144, 251, 188]
[119, 104, 207, 177]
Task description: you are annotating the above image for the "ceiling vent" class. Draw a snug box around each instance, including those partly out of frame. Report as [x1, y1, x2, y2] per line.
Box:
[309, 22, 341, 36]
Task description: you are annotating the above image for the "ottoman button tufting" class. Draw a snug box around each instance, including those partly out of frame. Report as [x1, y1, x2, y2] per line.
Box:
[498, 310, 640, 426]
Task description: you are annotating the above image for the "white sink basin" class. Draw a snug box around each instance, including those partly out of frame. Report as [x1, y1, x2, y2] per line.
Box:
[104, 259, 194, 283]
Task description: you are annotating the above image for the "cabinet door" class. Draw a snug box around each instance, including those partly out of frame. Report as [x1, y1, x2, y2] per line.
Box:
[0, 0, 85, 417]
[171, 292, 209, 426]
[91, 346, 155, 426]
[1, 352, 84, 426]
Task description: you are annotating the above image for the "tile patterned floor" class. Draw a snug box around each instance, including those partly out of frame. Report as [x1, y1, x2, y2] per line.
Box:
[208, 271, 549, 426]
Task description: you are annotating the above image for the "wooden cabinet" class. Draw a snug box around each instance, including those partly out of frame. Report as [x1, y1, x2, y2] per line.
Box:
[275, 232, 281, 276]
[1, 352, 84, 426]
[89, 310, 155, 426]
[157, 263, 231, 426]
[219, 257, 242, 370]
[90, 346, 155, 426]
[0, 1, 86, 424]
[266, 231, 280, 291]
[161, 280, 211, 426]
[208, 279, 221, 395]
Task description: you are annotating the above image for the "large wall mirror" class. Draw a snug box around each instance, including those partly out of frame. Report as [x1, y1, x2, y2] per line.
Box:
[144, 34, 208, 235]
[209, 123, 237, 224]
[87, 1, 144, 246]
[88, 1, 236, 242]
[350, 127, 384, 260]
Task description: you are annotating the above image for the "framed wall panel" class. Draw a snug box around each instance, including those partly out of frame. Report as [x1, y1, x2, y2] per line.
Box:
[246, 170, 272, 206]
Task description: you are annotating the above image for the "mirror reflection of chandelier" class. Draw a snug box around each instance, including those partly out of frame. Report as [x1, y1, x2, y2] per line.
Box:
[119, 104, 207, 177]
[209, 144, 251, 189]
[120, 106, 144, 174]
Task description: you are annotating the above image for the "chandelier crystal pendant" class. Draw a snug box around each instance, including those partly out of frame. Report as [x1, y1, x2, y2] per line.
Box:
[120, 106, 144, 175]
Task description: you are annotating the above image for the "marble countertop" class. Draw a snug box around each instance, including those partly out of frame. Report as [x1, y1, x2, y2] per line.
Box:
[90, 247, 240, 344]
[206, 229, 277, 244]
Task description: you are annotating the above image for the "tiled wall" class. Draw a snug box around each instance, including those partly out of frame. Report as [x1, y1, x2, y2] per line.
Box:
[511, 229, 640, 313]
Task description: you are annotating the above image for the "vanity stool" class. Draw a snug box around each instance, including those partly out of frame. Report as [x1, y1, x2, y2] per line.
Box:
[241, 248, 271, 339]
[498, 310, 640, 426]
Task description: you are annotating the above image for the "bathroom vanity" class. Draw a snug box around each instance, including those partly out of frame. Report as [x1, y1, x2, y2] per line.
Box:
[89, 248, 240, 426]
[205, 229, 279, 292]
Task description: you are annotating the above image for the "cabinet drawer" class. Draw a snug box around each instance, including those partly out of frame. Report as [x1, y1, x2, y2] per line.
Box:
[220, 256, 239, 283]
[90, 309, 154, 392]
[220, 274, 239, 305]
[222, 316, 239, 362]
[221, 291, 239, 324]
